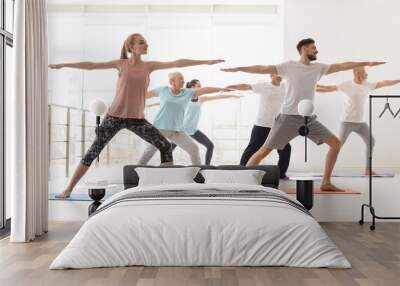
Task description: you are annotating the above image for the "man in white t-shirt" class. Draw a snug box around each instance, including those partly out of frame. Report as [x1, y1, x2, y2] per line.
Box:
[317, 66, 400, 175]
[221, 38, 384, 191]
[226, 75, 291, 179]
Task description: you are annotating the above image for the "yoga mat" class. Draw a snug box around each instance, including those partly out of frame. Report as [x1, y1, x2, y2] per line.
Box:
[48, 192, 116, 201]
[287, 172, 395, 178]
[282, 188, 360, 195]
[48, 184, 123, 201]
[331, 172, 395, 178]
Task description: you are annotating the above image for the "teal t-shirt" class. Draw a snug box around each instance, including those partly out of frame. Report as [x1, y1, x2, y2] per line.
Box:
[183, 100, 202, 135]
[153, 86, 196, 131]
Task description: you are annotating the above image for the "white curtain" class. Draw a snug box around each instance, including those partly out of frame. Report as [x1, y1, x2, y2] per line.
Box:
[10, 0, 49, 242]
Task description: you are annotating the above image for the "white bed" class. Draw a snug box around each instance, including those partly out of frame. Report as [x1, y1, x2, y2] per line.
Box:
[50, 183, 351, 269]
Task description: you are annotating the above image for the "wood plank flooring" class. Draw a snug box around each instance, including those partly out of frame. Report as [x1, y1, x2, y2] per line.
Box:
[0, 222, 399, 286]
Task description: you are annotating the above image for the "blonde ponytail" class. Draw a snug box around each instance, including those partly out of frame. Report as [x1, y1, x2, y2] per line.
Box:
[120, 43, 128, 59]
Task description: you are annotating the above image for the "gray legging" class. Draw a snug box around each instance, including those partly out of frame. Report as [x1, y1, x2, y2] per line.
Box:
[139, 129, 201, 165]
[171, 130, 214, 165]
[338, 122, 375, 170]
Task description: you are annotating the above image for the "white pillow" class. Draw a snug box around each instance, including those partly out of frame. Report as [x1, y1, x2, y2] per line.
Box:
[200, 169, 266, 185]
[135, 167, 200, 186]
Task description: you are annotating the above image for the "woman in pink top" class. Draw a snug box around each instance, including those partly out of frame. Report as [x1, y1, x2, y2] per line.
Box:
[49, 33, 224, 198]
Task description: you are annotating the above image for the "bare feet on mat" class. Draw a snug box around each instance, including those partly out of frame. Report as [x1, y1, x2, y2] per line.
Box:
[320, 183, 346, 192]
[55, 190, 72, 199]
[364, 170, 377, 176]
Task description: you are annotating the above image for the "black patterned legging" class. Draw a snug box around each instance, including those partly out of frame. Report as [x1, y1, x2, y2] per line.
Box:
[81, 115, 173, 166]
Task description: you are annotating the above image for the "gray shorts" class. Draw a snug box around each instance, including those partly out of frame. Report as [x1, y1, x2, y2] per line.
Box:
[263, 114, 335, 150]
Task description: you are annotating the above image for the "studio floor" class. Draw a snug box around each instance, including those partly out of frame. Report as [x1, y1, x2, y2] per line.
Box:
[48, 170, 400, 222]
[1, 222, 400, 286]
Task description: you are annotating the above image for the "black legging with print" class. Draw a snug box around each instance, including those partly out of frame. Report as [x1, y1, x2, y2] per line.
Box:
[81, 115, 172, 166]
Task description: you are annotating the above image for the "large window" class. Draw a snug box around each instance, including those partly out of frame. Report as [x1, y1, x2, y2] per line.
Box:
[1, 0, 14, 233]
[47, 3, 283, 192]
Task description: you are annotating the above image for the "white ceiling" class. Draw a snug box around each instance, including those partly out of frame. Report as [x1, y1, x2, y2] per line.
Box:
[46, 0, 281, 5]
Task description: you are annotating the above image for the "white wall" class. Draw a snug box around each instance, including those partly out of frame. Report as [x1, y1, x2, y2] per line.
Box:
[283, 0, 400, 172]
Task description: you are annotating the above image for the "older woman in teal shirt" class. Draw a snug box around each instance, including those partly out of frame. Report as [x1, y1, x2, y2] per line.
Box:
[140, 73, 232, 165]
[147, 79, 240, 165]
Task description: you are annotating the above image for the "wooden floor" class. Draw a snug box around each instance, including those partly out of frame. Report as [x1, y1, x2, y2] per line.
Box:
[0, 222, 399, 286]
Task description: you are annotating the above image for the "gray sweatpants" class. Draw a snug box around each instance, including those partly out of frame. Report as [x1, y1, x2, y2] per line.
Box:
[338, 122, 375, 170]
[138, 129, 201, 165]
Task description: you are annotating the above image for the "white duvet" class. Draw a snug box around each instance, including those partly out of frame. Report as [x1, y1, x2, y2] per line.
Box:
[50, 183, 351, 269]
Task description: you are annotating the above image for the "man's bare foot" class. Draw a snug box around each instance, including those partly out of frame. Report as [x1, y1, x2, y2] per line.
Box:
[320, 183, 346, 192]
[55, 190, 72, 199]
[364, 170, 377, 176]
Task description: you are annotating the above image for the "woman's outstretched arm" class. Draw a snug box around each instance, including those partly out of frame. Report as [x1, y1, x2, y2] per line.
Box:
[225, 84, 252, 90]
[316, 84, 338, 93]
[49, 59, 123, 71]
[194, 87, 233, 97]
[200, 94, 242, 103]
[149, 59, 225, 71]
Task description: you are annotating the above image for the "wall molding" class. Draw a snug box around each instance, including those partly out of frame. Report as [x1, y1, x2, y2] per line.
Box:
[47, 4, 278, 14]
